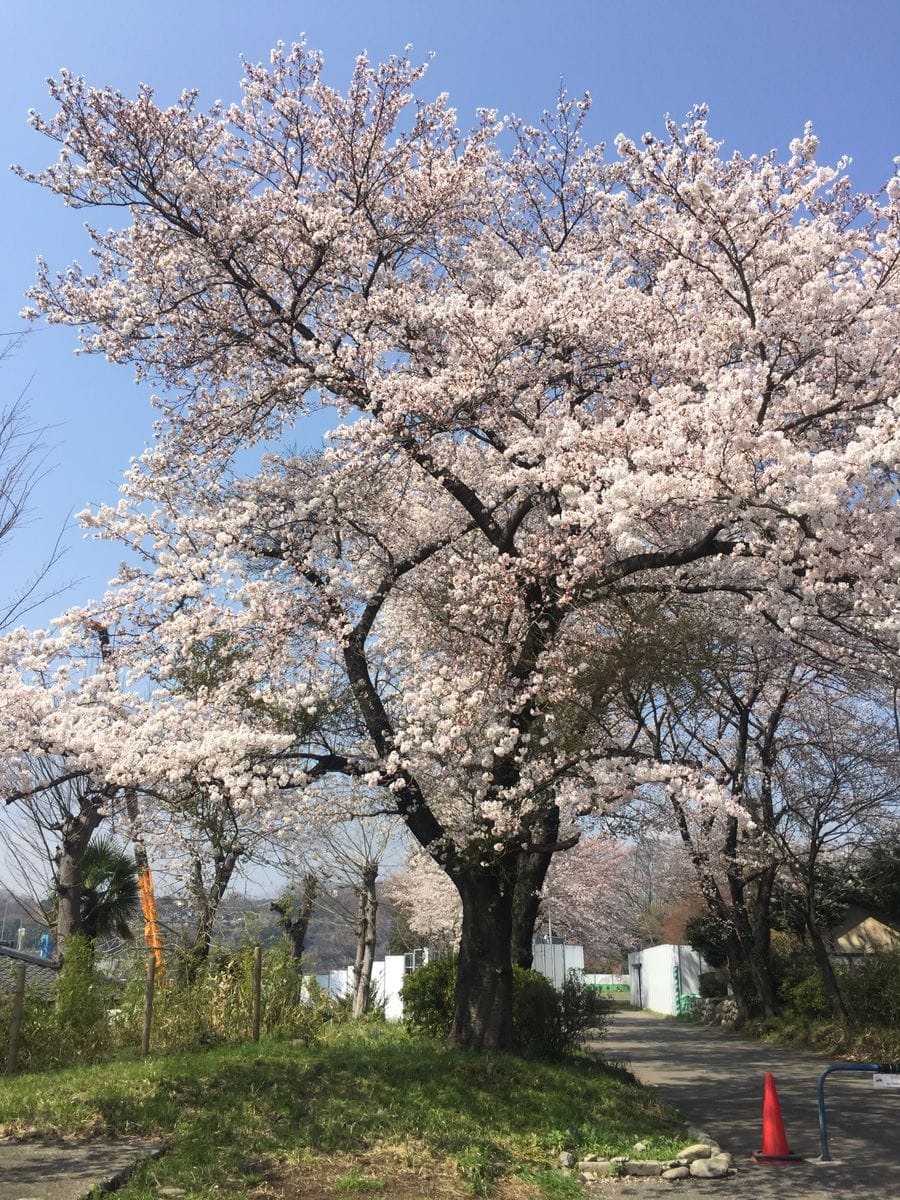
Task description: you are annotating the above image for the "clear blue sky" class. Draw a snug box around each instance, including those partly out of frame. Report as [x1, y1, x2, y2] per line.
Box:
[1, 0, 898, 629]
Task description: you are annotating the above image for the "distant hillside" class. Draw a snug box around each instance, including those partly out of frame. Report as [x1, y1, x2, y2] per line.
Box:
[154, 886, 409, 969]
[2, 885, 415, 968]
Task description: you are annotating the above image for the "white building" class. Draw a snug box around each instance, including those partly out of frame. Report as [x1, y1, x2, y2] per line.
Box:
[627, 943, 708, 1016]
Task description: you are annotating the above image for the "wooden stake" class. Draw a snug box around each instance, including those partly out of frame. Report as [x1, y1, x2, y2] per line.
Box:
[141, 952, 156, 1058]
[252, 944, 262, 1043]
[5, 962, 26, 1074]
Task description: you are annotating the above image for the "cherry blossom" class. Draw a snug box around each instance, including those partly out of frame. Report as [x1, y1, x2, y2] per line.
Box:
[13, 43, 900, 1048]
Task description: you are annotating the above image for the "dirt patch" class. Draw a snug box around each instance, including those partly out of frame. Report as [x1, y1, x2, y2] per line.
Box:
[248, 1147, 545, 1199]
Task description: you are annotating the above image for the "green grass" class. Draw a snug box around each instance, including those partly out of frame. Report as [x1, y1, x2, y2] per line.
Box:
[0, 1023, 687, 1198]
[749, 1014, 900, 1063]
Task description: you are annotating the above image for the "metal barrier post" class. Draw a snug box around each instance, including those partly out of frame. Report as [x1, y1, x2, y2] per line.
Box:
[817, 1062, 899, 1160]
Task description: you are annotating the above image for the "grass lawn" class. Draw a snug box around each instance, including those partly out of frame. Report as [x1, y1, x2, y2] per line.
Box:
[0, 1023, 687, 1198]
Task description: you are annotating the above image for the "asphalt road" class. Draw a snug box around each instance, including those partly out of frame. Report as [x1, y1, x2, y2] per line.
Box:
[0, 1137, 160, 1200]
[592, 1008, 899, 1199]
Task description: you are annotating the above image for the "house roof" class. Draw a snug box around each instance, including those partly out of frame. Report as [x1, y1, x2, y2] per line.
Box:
[0, 944, 59, 996]
[830, 905, 900, 938]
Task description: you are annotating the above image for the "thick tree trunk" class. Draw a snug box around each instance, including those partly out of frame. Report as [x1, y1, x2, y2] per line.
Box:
[747, 866, 779, 1019]
[746, 937, 778, 1019]
[726, 856, 778, 1019]
[510, 857, 545, 969]
[743, 913, 778, 1019]
[352, 865, 378, 1019]
[450, 868, 515, 1052]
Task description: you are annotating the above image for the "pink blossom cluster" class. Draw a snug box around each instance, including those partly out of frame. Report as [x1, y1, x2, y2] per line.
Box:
[2, 44, 897, 908]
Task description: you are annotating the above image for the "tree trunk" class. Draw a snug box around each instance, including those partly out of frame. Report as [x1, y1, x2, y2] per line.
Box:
[272, 873, 317, 962]
[186, 845, 241, 970]
[726, 855, 778, 1019]
[806, 911, 850, 1026]
[450, 868, 515, 1052]
[510, 809, 559, 968]
[724, 932, 752, 1025]
[746, 933, 778, 1019]
[352, 865, 378, 1019]
[55, 805, 103, 955]
[746, 866, 779, 1019]
[510, 856, 545, 969]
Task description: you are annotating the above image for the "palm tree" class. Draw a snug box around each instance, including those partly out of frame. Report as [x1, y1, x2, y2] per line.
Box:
[50, 835, 140, 943]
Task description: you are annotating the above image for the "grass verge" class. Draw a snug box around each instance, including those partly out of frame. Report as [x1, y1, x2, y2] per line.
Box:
[0, 1023, 686, 1198]
[747, 1016, 900, 1063]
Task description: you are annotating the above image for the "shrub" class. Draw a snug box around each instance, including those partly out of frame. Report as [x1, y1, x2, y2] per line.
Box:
[402, 958, 610, 1056]
[841, 951, 900, 1028]
[512, 966, 561, 1054]
[53, 935, 116, 1055]
[684, 912, 730, 969]
[111, 943, 330, 1054]
[783, 969, 830, 1022]
[400, 954, 456, 1039]
[6, 935, 117, 1070]
[557, 970, 612, 1049]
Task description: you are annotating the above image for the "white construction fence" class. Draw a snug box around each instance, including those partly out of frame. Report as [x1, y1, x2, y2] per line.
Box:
[312, 938, 585, 1020]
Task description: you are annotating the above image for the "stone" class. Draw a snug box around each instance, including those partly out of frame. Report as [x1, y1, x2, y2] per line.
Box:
[558, 1151, 576, 1168]
[633, 1141, 648, 1153]
[661, 1166, 691, 1180]
[157, 1190, 188, 1198]
[690, 1158, 730, 1179]
[710, 1152, 734, 1169]
[622, 1160, 663, 1176]
[583, 1153, 599, 1161]
[679, 1143, 713, 1162]
[578, 1160, 616, 1176]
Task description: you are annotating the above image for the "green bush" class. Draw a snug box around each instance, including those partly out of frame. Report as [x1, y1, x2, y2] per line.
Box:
[684, 912, 730, 969]
[774, 950, 900, 1034]
[5, 941, 334, 1073]
[783, 969, 830, 1021]
[557, 971, 612, 1050]
[4, 936, 117, 1071]
[841, 951, 900, 1028]
[512, 966, 561, 1054]
[402, 958, 610, 1056]
[400, 954, 457, 1039]
[53, 935, 116, 1057]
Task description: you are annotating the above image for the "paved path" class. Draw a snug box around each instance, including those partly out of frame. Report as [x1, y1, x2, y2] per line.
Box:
[0, 1138, 159, 1200]
[592, 1008, 899, 1198]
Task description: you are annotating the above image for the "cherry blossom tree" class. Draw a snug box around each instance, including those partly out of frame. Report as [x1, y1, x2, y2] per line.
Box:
[18, 44, 900, 1049]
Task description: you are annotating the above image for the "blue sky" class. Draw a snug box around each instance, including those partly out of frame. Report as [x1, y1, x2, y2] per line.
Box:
[1, 0, 898, 630]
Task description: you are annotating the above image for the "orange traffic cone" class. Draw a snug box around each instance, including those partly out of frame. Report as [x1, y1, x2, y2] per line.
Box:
[752, 1072, 804, 1163]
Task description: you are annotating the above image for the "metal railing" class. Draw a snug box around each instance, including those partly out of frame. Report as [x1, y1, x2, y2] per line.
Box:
[817, 1062, 900, 1160]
